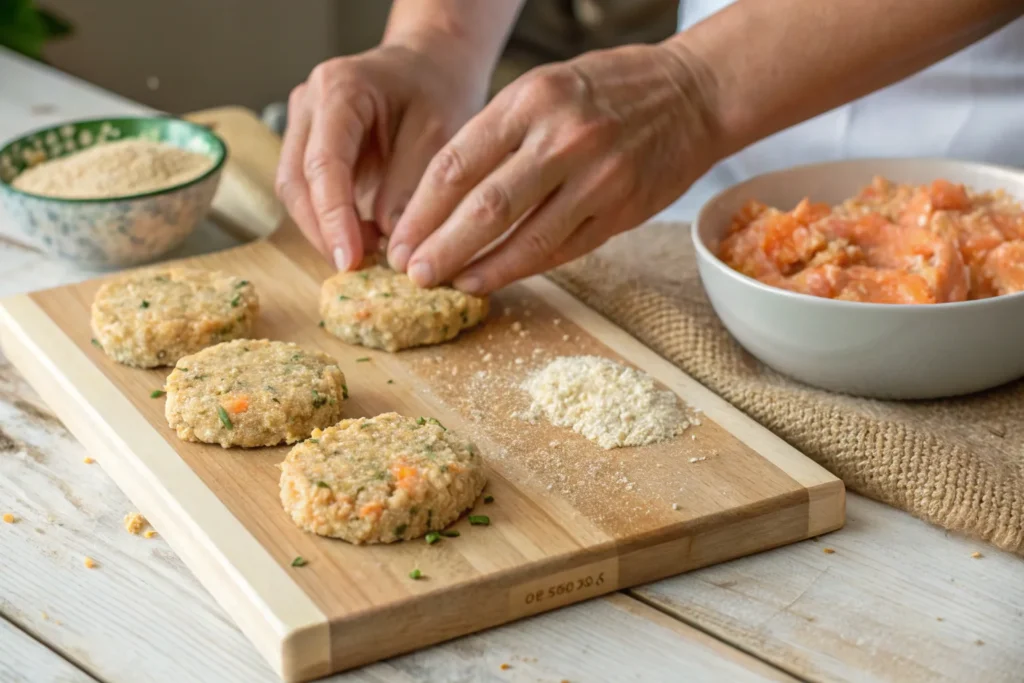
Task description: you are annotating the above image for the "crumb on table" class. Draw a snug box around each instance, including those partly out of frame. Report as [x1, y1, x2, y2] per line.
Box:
[83, 457, 94, 464]
[83, 557, 97, 569]
[123, 512, 147, 535]
[500, 663, 510, 670]
[971, 551, 983, 559]
[2, 513, 15, 524]
[143, 529, 157, 539]
[822, 547, 836, 554]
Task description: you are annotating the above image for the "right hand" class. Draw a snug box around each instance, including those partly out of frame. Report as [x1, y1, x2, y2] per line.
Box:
[275, 42, 487, 270]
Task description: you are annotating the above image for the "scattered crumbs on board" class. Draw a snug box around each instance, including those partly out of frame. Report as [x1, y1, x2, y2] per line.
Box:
[971, 551, 983, 559]
[500, 663, 511, 671]
[399, 294, 707, 534]
[2, 513, 15, 524]
[143, 529, 157, 539]
[83, 557, 97, 569]
[822, 547, 836, 555]
[83, 457, 94, 464]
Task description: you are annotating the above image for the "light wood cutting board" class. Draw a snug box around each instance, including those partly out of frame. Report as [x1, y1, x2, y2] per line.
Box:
[0, 108, 845, 683]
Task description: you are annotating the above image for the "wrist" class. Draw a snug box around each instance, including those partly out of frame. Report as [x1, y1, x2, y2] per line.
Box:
[382, 26, 495, 93]
[653, 37, 730, 170]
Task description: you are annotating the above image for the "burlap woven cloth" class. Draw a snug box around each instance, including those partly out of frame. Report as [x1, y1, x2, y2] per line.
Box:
[549, 221, 1024, 556]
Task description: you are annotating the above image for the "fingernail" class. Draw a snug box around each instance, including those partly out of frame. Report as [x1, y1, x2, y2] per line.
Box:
[389, 243, 410, 271]
[407, 261, 434, 288]
[455, 274, 484, 295]
[333, 246, 350, 271]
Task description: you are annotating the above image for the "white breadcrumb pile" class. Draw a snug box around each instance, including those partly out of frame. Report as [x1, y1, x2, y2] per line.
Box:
[519, 355, 690, 449]
[123, 512, 147, 535]
[12, 138, 214, 199]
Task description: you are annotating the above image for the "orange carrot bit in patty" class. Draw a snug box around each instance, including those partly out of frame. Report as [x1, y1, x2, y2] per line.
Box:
[224, 395, 250, 414]
[359, 502, 384, 520]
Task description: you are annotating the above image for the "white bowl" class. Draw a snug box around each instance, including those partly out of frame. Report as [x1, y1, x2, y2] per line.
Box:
[692, 158, 1024, 399]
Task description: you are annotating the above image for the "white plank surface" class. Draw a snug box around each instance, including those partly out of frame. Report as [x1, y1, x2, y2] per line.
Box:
[0, 617, 95, 683]
[0, 352, 794, 683]
[635, 494, 1024, 683]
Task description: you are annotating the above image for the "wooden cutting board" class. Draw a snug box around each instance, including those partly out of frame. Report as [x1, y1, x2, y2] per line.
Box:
[0, 108, 845, 683]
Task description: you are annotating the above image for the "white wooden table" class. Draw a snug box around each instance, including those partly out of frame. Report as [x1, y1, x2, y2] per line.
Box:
[1, 47, 1022, 683]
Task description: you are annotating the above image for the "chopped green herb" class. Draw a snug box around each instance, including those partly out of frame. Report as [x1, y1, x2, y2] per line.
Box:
[409, 568, 422, 580]
[468, 515, 490, 526]
[416, 417, 426, 426]
[427, 417, 446, 431]
[217, 406, 233, 430]
[483, 495, 494, 504]
[308, 438, 320, 444]
[315, 480, 329, 488]
[318, 320, 325, 327]
[140, 300, 150, 309]
[387, 379, 394, 385]
[360, 423, 372, 429]
[271, 397, 280, 404]
[230, 294, 241, 308]
[150, 390, 166, 399]
[439, 464, 449, 473]
[342, 384, 349, 399]
[178, 367, 188, 372]
[312, 389, 327, 408]
[90, 338, 102, 348]
[410, 506, 420, 515]
[337, 295, 350, 301]
[154, 275, 168, 282]
[236, 280, 249, 288]
[291, 353, 302, 361]
[291, 556, 308, 567]
[425, 531, 441, 545]
[439, 529, 460, 538]
[355, 357, 370, 363]
[394, 524, 408, 536]
[358, 272, 369, 280]
[373, 471, 386, 480]
[378, 292, 392, 298]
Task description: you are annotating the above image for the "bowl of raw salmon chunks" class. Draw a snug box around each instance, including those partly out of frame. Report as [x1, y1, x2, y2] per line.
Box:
[693, 158, 1024, 399]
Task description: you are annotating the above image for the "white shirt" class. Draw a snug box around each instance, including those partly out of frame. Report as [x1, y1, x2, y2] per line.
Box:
[662, 2, 1024, 220]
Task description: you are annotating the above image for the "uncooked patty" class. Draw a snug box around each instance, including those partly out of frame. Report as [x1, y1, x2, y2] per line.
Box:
[319, 265, 489, 352]
[90, 267, 258, 368]
[164, 339, 346, 448]
[279, 412, 486, 544]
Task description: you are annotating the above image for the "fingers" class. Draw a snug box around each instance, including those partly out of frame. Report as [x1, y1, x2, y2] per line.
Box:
[373, 113, 450, 239]
[404, 143, 572, 288]
[387, 100, 528, 275]
[450, 155, 629, 294]
[275, 84, 325, 255]
[304, 82, 376, 271]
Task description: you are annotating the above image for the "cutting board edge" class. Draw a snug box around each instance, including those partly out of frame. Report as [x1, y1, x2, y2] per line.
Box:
[0, 293, 332, 683]
[311, 483, 833, 678]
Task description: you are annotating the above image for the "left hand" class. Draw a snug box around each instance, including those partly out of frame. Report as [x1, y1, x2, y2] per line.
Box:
[386, 42, 721, 294]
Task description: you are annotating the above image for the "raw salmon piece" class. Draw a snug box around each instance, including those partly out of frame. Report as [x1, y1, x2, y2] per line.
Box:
[759, 213, 828, 275]
[836, 267, 936, 304]
[980, 240, 1024, 296]
[784, 264, 846, 298]
[929, 179, 971, 211]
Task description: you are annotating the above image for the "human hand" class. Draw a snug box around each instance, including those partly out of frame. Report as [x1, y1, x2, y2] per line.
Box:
[275, 40, 488, 270]
[386, 43, 721, 294]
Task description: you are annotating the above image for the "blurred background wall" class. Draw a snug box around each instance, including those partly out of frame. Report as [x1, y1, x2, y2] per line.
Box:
[38, 0, 677, 114]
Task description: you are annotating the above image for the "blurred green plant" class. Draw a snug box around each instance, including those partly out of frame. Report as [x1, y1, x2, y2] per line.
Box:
[0, 0, 72, 61]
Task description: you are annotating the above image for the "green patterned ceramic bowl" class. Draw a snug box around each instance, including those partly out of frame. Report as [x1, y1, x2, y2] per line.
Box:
[0, 116, 227, 268]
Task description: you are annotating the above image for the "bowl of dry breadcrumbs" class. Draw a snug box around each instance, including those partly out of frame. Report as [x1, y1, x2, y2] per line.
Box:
[0, 116, 227, 268]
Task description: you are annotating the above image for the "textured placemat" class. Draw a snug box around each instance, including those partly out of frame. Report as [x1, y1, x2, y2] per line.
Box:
[549, 221, 1024, 555]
